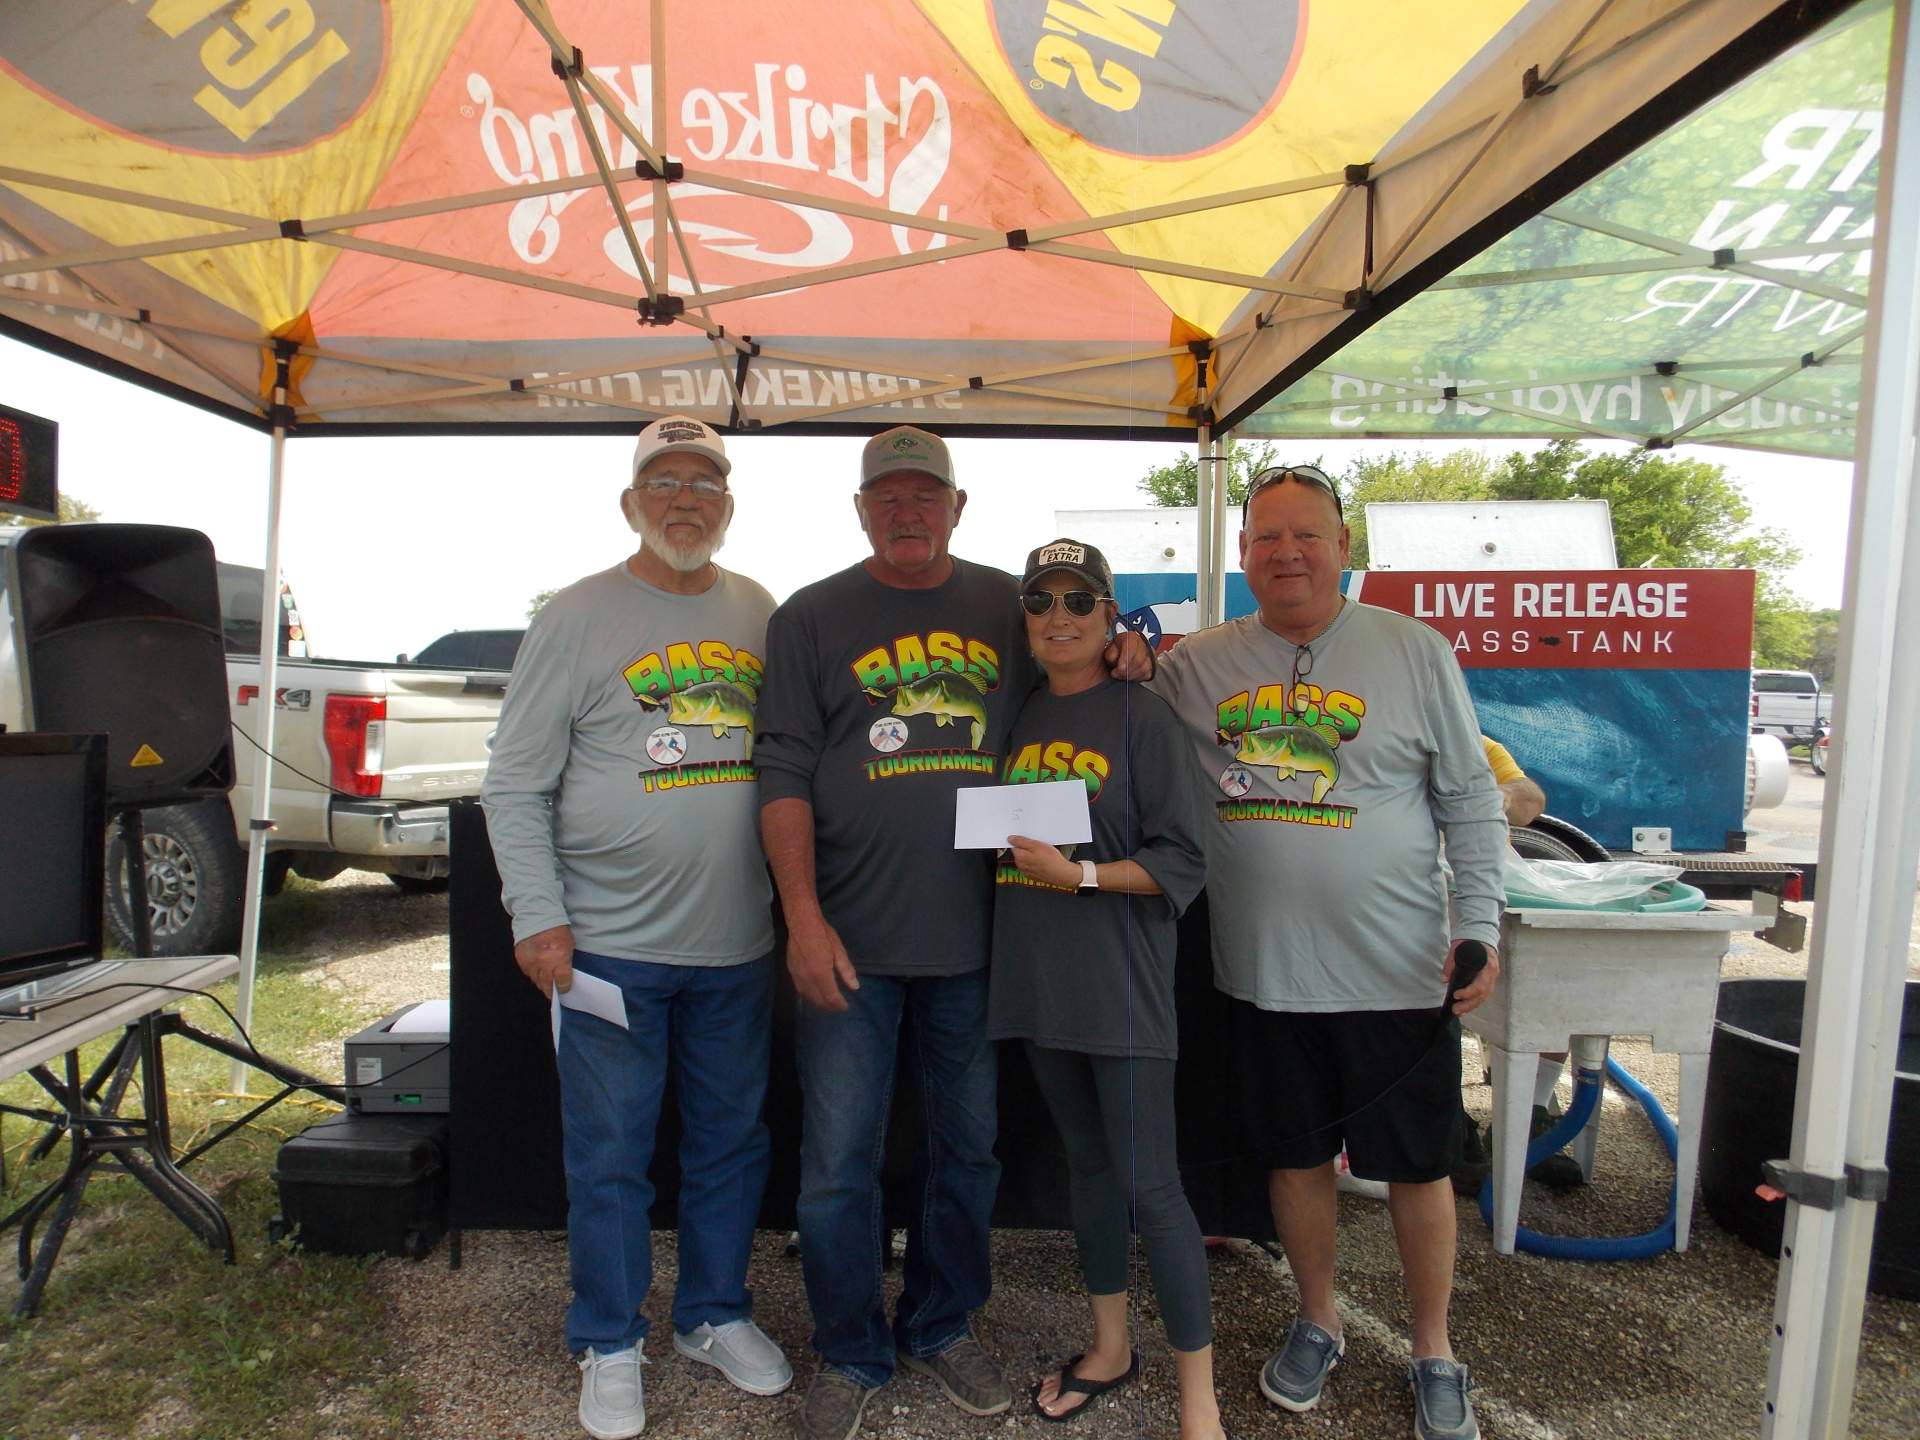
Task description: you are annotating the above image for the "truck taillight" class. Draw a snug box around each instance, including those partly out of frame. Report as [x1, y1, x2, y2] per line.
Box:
[1751, 694, 1759, 717]
[323, 694, 386, 798]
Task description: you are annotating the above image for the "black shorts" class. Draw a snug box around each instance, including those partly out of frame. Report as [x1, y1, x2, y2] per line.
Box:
[1228, 998, 1462, 1183]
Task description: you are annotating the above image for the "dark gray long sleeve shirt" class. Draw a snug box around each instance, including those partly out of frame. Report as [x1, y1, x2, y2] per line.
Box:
[754, 558, 1039, 975]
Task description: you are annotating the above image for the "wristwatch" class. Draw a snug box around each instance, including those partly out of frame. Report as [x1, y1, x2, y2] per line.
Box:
[1078, 860, 1099, 891]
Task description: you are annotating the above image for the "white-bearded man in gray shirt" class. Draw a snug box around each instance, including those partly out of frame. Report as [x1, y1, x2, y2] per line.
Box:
[1151, 465, 1506, 1440]
[483, 416, 792, 1440]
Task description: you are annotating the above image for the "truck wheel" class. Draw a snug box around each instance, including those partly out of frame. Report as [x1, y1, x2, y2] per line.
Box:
[389, 874, 451, 896]
[106, 801, 245, 957]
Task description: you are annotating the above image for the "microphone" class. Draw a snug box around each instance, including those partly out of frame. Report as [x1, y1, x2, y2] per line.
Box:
[1443, 939, 1489, 1013]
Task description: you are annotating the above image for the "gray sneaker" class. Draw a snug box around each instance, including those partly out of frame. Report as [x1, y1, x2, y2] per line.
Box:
[577, 1343, 646, 1440]
[901, 1334, 1013, 1416]
[1259, 1318, 1345, 1412]
[1409, 1358, 1479, 1440]
[675, 1319, 794, 1396]
[792, 1368, 878, 1440]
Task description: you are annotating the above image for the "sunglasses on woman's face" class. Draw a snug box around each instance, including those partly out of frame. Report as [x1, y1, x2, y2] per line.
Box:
[1021, 590, 1103, 617]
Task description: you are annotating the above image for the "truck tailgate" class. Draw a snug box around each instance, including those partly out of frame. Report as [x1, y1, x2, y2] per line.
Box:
[378, 668, 507, 802]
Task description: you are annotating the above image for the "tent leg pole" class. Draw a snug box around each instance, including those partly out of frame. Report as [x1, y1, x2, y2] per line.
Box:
[1763, 2, 1920, 1433]
[1195, 421, 1215, 628]
[230, 385, 290, 1096]
[1211, 428, 1233, 625]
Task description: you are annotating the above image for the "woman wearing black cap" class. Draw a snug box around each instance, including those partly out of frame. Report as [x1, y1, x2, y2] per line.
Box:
[987, 539, 1223, 1438]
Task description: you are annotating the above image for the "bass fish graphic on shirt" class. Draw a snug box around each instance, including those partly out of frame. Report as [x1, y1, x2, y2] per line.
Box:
[635, 679, 758, 757]
[865, 670, 989, 751]
[1230, 723, 1340, 803]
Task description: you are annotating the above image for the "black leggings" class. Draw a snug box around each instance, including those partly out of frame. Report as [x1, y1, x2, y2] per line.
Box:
[1025, 1044, 1214, 1352]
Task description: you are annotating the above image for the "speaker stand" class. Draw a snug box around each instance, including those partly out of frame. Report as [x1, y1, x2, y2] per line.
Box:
[119, 808, 157, 959]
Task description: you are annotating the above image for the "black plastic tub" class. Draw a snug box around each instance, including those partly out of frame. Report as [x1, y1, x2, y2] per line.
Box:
[1700, 978, 1919, 1299]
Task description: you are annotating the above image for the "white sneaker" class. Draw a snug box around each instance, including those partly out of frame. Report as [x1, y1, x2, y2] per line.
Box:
[673, 1319, 794, 1396]
[578, 1343, 646, 1439]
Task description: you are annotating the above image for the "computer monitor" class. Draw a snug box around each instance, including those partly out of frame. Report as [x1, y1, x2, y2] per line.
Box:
[0, 732, 107, 986]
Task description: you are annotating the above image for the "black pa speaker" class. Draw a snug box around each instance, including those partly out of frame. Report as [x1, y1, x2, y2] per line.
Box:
[7, 524, 234, 807]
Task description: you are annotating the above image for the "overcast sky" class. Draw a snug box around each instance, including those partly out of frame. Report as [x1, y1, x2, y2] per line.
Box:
[1, 335, 1852, 663]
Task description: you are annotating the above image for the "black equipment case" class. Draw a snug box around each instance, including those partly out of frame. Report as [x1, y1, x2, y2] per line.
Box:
[271, 1111, 449, 1260]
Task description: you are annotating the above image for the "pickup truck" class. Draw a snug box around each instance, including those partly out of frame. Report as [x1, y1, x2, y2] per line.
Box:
[1750, 668, 1828, 746]
[2, 527, 508, 954]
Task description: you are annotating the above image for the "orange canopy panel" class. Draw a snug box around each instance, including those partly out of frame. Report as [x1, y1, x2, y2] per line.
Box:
[0, 0, 1849, 436]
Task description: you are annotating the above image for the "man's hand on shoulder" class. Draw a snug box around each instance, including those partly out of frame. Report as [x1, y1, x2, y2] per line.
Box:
[787, 910, 859, 1012]
[514, 924, 576, 998]
[1104, 627, 1155, 682]
[1444, 939, 1500, 1015]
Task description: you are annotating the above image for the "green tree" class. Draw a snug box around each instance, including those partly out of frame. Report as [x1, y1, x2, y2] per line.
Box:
[1492, 439, 1799, 571]
[1337, 450, 1498, 569]
[1135, 438, 1282, 508]
[3, 493, 100, 527]
[1751, 575, 1814, 669]
[526, 588, 557, 619]
[1492, 438, 1810, 660]
[1806, 607, 1842, 683]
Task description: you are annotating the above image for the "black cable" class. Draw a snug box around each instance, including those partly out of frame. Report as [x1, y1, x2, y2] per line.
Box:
[227, 718, 451, 807]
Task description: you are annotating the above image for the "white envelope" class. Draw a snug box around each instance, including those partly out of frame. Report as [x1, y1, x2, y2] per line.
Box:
[953, 780, 1093, 849]
[549, 968, 629, 1049]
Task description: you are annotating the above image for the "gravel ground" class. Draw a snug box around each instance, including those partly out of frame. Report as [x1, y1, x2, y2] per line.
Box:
[282, 869, 1918, 1439]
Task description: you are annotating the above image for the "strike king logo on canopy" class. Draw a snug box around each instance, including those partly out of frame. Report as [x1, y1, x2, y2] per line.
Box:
[989, 0, 1304, 158]
[3, 0, 384, 152]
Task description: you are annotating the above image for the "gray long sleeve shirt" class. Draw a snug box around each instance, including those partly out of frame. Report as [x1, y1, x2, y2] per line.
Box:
[481, 561, 775, 965]
[1152, 600, 1505, 1012]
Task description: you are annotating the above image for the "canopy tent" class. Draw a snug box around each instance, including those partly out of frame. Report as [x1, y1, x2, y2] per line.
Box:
[1243, 3, 1885, 460]
[0, 0, 1855, 438]
[1, 4, 1913, 1437]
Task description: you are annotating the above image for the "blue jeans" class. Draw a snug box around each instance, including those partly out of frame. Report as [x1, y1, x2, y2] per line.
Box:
[794, 969, 1000, 1386]
[558, 949, 773, 1355]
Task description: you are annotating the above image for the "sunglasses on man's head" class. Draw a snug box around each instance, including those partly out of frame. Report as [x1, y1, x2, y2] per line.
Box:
[1242, 464, 1343, 523]
[1020, 590, 1105, 617]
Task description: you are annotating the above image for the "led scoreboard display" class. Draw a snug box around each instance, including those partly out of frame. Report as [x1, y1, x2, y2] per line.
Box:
[0, 402, 59, 522]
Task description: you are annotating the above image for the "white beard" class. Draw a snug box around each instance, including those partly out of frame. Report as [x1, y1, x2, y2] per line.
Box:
[632, 502, 730, 573]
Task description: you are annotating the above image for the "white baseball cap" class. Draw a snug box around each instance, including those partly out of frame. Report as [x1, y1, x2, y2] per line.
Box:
[632, 415, 731, 479]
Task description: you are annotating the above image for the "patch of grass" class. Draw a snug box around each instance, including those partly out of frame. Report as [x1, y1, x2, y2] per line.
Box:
[1, 939, 416, 1439]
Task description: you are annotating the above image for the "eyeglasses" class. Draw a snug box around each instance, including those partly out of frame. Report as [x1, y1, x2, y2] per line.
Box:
[1289, 642, 1314, 707]
[1242, 464, 1343, 523]
[1020, 590, 1105, 617]
[633, 475, 728, 501]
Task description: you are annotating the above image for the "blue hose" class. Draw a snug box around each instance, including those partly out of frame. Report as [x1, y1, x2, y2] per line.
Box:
[1476, 1057, 1679, 1260]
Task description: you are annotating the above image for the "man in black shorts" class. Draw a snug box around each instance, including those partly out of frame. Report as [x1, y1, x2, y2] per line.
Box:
[1152, 466, 1507, 1440]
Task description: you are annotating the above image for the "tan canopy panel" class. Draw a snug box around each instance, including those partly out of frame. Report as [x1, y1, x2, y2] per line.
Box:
[0, 0, 1860, 438]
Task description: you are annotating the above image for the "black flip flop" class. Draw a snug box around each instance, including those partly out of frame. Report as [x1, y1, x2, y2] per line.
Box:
[1028, 1349, 1142, 1423]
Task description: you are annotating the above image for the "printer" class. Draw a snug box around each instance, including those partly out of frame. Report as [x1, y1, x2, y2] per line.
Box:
[344, 1000, 450, 1113]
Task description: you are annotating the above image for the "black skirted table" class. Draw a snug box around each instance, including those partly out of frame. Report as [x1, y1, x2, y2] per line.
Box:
[448, 800, 1275, 1241]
